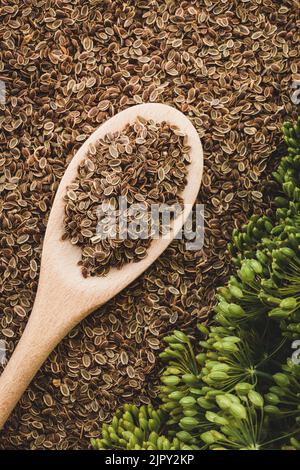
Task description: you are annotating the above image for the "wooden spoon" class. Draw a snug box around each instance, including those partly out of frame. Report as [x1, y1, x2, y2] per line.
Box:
[0, 103, 203, 429]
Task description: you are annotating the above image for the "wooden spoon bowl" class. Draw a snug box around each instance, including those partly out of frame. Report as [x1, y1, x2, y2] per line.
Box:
[0, 103, 203, 428]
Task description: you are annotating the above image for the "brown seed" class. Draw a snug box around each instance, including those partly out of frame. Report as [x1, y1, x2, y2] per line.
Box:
[126, 366, 135, 378]
[14, 306, 27, 318]
[43, 394, 53, 407]
[98, 100, 110, 111]
[83, 354, 91, 368]
[60, 384, 70, 397]
[120, 351, 128, 365]
[95, 353, 107, 365]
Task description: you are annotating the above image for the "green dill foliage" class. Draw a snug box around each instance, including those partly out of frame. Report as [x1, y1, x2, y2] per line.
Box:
[91, 403, 195, 451]
[91, 115, 300, 451]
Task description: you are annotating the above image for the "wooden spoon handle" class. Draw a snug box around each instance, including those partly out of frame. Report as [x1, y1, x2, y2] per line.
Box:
[0, 287, 77, 429]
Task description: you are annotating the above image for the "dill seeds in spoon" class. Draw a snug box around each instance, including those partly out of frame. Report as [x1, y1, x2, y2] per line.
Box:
[62, 117, 191, 277]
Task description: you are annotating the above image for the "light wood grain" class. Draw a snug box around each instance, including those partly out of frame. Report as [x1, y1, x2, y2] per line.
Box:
[0, 103, 203, 429]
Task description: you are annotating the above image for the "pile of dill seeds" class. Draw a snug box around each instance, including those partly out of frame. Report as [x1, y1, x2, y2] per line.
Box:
[62, 118, 191, 277]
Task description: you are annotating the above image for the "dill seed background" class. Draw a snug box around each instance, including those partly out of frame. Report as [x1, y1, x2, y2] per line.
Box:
[0, 0, 299, 449]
